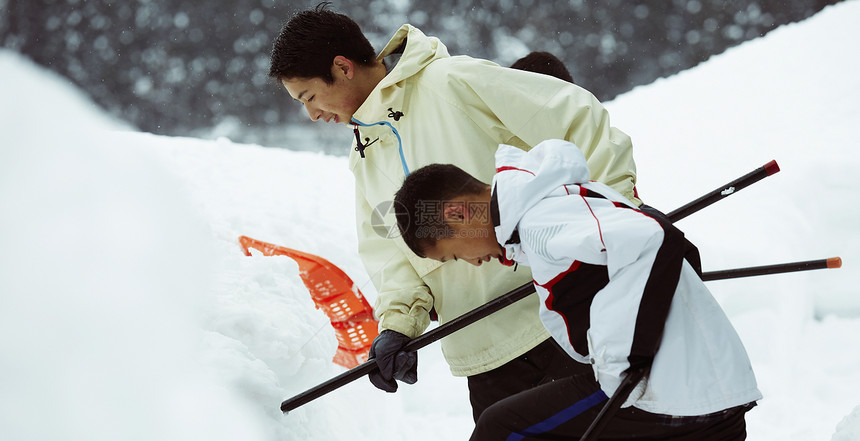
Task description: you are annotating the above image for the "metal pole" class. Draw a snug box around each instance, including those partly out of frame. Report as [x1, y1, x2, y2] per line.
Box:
[666, 160, 779, 222]
[281, 283, 536, 413]
[701, 257, 841, 281]
[281, 159, 797, 414]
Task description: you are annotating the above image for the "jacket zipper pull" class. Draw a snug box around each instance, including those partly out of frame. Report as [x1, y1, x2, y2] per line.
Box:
[353, 125, 380, 159]
[353, 125, 366, 158]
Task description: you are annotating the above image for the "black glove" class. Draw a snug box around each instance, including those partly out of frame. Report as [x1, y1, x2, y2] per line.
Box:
[367, 330, 418, 393]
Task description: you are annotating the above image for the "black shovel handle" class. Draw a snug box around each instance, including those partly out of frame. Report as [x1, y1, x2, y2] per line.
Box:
[281, 255, 841, 413]
[666, 160, 779, 222]
[281, 160, 787, 414]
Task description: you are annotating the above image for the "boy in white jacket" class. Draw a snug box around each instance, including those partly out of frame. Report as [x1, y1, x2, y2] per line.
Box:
[393, 139, 761, 440]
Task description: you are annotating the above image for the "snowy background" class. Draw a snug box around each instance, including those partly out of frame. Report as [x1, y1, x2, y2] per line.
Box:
[1, 0, 838, 147]
[2, 1, 859, 440]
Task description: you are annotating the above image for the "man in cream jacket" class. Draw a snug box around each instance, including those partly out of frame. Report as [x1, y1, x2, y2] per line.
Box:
[269, 4, 640, 420]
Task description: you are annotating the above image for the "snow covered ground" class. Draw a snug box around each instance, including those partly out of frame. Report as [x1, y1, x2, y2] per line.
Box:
[2, 1, 859, 439]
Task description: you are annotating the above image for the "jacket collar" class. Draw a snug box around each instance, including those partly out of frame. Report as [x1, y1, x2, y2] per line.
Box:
[352, 25, 450, 124]
[491, 140, 594, 263]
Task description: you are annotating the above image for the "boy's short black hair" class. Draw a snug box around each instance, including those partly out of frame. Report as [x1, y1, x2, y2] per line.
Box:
[394, 164, 489, 258]
[510, 51, 574, 83]
[269, 2, 377, 83]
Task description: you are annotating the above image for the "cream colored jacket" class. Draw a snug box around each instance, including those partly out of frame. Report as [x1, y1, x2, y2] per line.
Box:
[349, 24, 639, 376]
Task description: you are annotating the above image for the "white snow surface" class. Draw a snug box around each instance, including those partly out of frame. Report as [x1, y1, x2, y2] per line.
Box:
[1, 2, 859, 439]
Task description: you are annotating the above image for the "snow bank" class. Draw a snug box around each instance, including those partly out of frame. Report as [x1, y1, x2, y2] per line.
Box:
[606, 0, 860, 320]
[832, 405, 860, 441]
[0, 130, 270, 439]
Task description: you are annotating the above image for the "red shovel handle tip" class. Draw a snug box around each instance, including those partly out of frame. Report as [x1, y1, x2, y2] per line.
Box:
[764, 160, 780, 176]
[827, 257, 842, 269]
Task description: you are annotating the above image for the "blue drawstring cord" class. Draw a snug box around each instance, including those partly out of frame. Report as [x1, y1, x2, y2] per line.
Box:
[350, 116, 410, 177]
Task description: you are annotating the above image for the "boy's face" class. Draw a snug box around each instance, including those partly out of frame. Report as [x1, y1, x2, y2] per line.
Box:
[419, 194, 502, 267]
[423, 225, 503, 267]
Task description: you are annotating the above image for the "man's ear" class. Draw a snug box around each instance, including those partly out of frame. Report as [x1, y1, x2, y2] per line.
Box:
[332, 55, 355, 80]
[442, 201, 466, 222]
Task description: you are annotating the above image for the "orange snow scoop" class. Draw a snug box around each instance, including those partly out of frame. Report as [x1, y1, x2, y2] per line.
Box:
[238, 235, 379, 369]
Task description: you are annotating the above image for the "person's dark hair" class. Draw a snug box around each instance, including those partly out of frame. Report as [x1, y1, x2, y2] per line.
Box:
[510, 51, 574, 83]
[269, 2, 377, 83]
[394, 164, 489, 258]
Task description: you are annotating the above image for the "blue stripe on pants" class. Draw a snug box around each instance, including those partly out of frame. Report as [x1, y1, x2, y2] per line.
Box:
[505, 389, 608, 441]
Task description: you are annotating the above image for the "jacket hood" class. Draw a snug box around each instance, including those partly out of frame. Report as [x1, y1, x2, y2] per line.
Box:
[376, 24, 450, 90]
[349, 25, 451, 174]
[491, 140, 592, 249]
[352, 25, 449, 125]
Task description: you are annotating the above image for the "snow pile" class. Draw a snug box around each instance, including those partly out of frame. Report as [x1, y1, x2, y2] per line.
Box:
[832, 405, 860, 441]
[0, 111, 269, 439]
[608, 1, 860, 319]
[1, 1, 859, 440]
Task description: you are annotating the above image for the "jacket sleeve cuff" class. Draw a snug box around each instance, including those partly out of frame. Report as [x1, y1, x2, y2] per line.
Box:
[377, 304, 432, 338]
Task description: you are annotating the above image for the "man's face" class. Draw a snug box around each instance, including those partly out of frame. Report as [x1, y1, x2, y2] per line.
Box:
[281, 74, 364, 125]
[423, 229, 503, 267]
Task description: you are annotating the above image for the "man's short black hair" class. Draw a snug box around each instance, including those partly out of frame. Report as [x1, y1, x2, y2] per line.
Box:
[510, 51, 574, 83]
[269, 2, 377, 83]
[394, 164, 489, 258]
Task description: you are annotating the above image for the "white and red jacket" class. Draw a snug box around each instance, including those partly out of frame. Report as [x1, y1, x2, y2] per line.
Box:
[491, 139, 762, 416]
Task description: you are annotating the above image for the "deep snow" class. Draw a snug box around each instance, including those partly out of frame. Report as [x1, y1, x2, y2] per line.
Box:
[2, 1, 859, 440]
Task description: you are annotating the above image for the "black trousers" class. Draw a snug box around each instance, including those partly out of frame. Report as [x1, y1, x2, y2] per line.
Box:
[467, 338, 593, 422]
[470, 373, 752, 441]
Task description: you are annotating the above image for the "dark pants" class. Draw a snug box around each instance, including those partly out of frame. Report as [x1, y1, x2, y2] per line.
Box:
[470, 373, 752, 441]
[467, 338, 593, 422]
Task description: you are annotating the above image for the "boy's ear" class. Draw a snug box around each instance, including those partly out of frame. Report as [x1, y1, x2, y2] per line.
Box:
[332, 55, 355, 80]
[442, 202, 465, 222]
